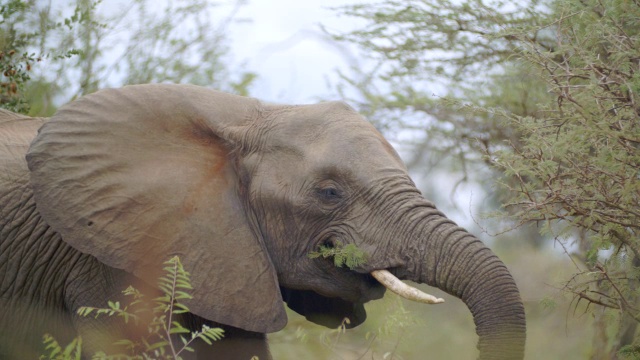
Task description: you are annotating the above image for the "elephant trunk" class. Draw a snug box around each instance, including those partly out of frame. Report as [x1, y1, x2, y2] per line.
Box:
[381, 201, 526, 359]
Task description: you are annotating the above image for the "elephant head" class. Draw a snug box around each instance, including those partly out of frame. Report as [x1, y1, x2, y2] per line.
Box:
[26, 84, 525, 359]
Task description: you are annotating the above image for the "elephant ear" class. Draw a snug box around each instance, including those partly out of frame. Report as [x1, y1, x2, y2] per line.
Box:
[26, 84, 287, 333]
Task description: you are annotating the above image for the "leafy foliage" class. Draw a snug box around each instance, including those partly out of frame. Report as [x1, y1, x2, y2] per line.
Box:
[308, 240, 367, 270]
[40, 335, 82, 360]
[117, 0, 249, 89]
[328, 0, 551, 140]
[331, 0, 639, 357]
[0, 0, 84, 113]
[490, 1, 640, 356]
[330, 0, 549, 84]
[41, 257, 224, 360]
[0, 0, 254, 116]
[619, 344, 640, 360]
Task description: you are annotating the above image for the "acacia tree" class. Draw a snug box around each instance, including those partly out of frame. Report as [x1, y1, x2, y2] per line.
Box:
[497, 2, 639, 357]
[331, 0, 639, 357]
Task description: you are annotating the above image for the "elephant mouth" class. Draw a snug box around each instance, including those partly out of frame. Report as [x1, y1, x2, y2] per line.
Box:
[356, 272, 385, 300]
[312, 252, 386, 303]
[311, 236, 442, 305]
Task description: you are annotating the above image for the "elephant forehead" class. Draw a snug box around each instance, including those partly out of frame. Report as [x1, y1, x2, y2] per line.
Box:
[323, 132, 404, 171]
[265, 103, 405, 167]
[315, 124, 406, 174]
[267, 102, 363, 136]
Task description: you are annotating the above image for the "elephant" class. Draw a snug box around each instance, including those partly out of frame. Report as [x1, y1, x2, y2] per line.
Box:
[0, 84, 526, 359]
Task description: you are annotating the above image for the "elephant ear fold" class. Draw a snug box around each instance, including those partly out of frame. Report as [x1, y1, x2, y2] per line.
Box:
[26, 84, 287, 333]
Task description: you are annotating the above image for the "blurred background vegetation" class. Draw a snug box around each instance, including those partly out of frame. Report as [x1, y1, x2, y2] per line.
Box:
[2, 0, 638, 358]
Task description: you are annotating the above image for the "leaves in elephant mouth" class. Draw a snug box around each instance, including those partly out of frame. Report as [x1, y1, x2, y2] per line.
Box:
[308, 241, 367, 270]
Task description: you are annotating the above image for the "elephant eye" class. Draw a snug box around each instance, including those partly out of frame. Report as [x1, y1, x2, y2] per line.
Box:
[317, 186, 343, 201]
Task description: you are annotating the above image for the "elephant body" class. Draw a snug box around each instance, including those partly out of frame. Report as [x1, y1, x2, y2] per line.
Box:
[0, 111, 74, 357]
[0, 85, 525, 359]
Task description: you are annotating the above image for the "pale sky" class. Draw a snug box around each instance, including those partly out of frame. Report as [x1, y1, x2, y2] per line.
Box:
[224, 0, 369, 103]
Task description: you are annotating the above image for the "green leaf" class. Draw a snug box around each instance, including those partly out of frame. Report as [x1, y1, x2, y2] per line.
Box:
[169, 322, 190, 334]
[113, 339, 135, 347]
[175, 291, 193, 300]
[199, 334, 213, 345]
[146, 340, 169, 351]
[308, 241, 367, 270]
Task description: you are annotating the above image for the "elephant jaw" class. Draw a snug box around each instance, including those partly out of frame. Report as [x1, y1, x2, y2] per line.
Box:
[370, 269, 444, 304]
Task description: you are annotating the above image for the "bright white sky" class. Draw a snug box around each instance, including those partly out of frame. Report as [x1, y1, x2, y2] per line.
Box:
[223, 0, 369, 103]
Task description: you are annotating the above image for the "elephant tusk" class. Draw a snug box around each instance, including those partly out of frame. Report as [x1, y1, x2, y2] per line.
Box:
[370, 269, 445, 304]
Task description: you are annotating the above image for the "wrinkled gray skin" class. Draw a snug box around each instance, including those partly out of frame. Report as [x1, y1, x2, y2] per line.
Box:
[0, 84, 525, 359]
